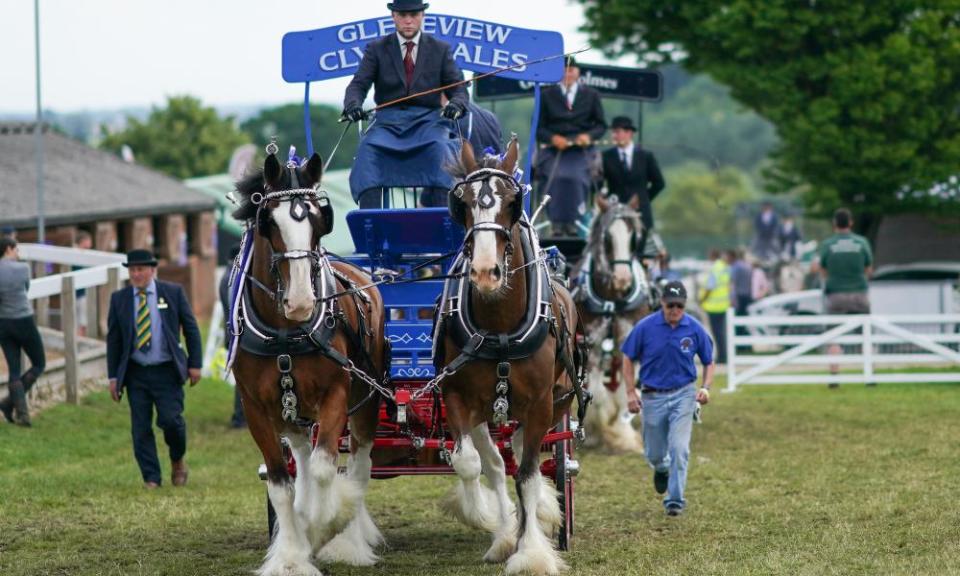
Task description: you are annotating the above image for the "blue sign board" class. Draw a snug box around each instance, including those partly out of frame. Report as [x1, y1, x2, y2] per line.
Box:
[282, 14, 564, 84]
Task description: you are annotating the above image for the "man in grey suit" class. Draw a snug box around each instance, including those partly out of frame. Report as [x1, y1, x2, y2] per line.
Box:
[343, 0, 470, 208]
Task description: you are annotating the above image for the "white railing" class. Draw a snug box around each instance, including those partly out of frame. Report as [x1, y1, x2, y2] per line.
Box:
[725, 308, 960, 391]
[8, 244, 129, 404]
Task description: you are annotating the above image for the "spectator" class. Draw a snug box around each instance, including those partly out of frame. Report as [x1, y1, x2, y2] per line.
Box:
[700, 248, 731, 364]
[107, 250, 202, 488]
[752, 202, 780, 261]
[623, 280, 714, 516]
[729, 249, 753, 317]
[778, 215, 803, 260]
[0, 237, 46, 426]
[74, 231, 93, 337]
[811, 208, 873, 388]
[1, 226, 16, 240]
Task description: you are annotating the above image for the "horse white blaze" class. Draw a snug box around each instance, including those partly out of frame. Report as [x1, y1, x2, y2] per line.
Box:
[272, 205, 317, 322]
[470, 181, 505, 294]
[608, 219, 633, 292]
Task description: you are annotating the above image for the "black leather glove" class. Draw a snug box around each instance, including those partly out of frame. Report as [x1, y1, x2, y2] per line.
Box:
[441, 101, 465, 120]
[341, 106, 368, 122]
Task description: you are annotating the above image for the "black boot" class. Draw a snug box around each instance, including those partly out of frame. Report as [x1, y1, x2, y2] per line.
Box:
[0, 393, 12, 423]
[9, 381, 31, 427]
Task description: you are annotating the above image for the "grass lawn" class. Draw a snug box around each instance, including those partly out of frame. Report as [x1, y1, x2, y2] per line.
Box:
[1, 379, 959, 575]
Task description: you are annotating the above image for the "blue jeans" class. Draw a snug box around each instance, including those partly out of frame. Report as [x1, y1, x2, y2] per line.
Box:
[641, 383, 697, 510]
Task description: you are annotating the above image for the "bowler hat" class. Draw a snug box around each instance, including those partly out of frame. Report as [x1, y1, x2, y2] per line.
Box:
[611, 116, 637, 132]
[123, 249, 158, 268]
[387, 0, 429, 11]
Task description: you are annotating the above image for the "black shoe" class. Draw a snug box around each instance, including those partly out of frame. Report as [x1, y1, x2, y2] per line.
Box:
[654, 470, 669, 494]
[0, 399, 13, 423]
[665, 505, 683, 517]
[828, 382, 839, 389]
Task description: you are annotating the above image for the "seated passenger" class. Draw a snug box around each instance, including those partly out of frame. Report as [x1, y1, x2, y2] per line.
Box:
[342, 0, 468, 209]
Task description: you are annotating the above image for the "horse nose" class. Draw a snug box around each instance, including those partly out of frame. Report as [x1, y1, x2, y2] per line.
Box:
[469, 263, 503, 284]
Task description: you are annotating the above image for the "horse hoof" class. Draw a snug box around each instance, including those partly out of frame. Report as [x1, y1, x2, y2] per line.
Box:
[483, 533, 517, 563]
[258, 561, 323, 576]
[505, 548, 567, 576]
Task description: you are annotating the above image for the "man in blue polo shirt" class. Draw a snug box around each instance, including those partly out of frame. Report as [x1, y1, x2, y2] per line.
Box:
[623, 280, 715, 516]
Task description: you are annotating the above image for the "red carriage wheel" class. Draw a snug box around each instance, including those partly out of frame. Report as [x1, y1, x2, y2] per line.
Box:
[553, 414, 577, 551]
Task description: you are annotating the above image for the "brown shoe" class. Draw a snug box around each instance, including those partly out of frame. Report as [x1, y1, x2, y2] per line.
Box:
[144, 481, 160, 489]
[171, 460, 189, 487]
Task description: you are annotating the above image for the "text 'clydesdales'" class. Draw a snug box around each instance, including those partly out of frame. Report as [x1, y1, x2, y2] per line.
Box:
[282, 14, 564, 84]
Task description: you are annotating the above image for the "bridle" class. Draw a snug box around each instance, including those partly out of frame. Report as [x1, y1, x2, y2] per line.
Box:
[249, 163, 332, 314]
[450, 168, 524, 264]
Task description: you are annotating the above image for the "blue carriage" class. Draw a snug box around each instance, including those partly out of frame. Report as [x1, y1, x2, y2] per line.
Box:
[255, 13, 586, 553]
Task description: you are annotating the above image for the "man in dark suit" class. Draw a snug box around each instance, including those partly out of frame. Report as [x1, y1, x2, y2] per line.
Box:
[536, 57, 607, 236]
[107, 250, 202, 489]
[601, 116, 665, 233]
[342, 0, 469, 208]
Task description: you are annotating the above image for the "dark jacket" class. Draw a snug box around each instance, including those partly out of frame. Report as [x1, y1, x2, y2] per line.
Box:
[601, 146, 665, 229]
[536, 84, 606, 143]
[107, 280, 202, 391]
[343, 33, 468, 111]
[459, 102, 503, 155]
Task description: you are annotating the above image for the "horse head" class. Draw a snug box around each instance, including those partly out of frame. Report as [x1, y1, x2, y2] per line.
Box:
[448, 136, 523, 297]
[233, 148, 333, 322]
[591, 196, 643, 295]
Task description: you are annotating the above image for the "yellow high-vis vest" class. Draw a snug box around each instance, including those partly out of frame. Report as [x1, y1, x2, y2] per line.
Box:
[702, 259, 731, 313]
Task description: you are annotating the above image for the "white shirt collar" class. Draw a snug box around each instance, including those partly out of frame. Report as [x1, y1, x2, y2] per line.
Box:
[618, 142, 634, 157]
[562, 81, 579, 99]
[397, 31, 421, 48]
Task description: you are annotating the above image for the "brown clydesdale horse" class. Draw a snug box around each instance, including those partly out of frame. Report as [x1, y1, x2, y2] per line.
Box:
[231, 150, 387, 576]
[573, 197, 652, 453]
[437, 137, 584, 575]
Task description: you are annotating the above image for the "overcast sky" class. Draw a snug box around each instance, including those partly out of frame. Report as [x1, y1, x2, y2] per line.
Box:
[0, 0, 633, 114]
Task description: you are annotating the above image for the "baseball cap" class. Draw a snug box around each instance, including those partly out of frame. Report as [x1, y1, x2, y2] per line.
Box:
[662, 280, 687, 303]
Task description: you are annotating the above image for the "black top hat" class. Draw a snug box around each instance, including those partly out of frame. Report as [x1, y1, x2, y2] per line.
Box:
[123, 249, 158, 268]
[611, 116, 637, 132]
[387, 0, 429, 11]
[662, 280, 687, 303]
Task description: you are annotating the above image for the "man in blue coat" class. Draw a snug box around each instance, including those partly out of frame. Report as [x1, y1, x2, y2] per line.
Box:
[107, 250, 202, 488]
[342, 0, 469, 208]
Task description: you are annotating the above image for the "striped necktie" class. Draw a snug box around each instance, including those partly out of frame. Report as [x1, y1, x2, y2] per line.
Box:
[136, 289, 152, 351]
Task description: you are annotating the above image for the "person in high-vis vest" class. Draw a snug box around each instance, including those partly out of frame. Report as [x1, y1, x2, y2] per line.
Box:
[699, 249, 731, 364]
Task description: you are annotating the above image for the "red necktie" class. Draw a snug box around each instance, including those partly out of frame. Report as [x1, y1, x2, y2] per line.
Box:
[403, 41, 415, 87]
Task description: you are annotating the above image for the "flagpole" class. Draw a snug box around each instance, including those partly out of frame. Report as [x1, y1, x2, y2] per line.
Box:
[34, 0, 45, 243]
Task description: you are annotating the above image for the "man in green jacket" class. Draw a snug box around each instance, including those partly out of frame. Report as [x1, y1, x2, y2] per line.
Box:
[813, 207, 873, 387]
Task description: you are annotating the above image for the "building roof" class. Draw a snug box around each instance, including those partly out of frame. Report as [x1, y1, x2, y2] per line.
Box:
[0, 123, 216, 229]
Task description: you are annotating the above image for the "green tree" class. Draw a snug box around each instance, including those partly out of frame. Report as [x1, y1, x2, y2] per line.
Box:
[578, 0, 960, 231]
[240, 103, 361, 171]
[99, 95, 249, 179]
[656, 162, 758, 256]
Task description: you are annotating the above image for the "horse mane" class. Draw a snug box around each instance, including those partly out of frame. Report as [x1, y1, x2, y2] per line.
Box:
[446, 153, 502, 181]
[232, 167, 297, 222]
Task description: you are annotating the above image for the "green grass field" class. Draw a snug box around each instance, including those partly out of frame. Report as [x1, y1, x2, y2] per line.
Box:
[2, 379, 959, 576]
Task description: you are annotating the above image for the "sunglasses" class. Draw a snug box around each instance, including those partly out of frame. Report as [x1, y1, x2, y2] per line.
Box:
[664, 302, 685, 310]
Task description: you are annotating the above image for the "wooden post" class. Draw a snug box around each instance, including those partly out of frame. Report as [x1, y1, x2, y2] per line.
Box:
[62, 274, 78, 405]
[85, 284, 99, 339]
[107, 266, 123, 293]
[34, 262, 49, 328]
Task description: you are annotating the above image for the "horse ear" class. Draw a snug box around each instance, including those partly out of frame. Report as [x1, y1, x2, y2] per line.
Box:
[500, 134, 520, 175]
[264, 153, 282, 189]
[303, 152, 323, 186]
[460, 139, 479, 173]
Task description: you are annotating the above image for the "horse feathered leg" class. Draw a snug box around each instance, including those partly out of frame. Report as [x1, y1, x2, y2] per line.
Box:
[472, 424, 518, 563]
[244, 412, 319, 576]
[443, 431, 500, 532]
[506, 410, 566, 576]
[315, 442, 381, 566]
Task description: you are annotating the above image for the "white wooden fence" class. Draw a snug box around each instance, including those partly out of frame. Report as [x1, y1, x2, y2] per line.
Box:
[725, 308, 960, 391]
[11, 244, 128, 404]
